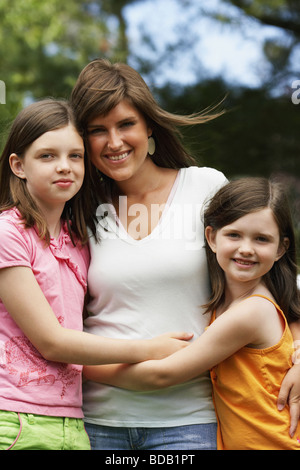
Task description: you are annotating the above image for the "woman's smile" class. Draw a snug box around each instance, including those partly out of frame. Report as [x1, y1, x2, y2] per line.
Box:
[104, 151, 131, 162]
[87, 99, 152, 183]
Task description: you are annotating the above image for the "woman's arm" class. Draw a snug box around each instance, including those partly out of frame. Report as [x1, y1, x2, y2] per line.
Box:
[277, 320, 300, 437]
[83, 297, 266, 390]
[0, 266, 192, 365]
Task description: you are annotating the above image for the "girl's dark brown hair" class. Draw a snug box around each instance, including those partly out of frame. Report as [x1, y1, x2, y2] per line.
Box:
[0, 98, 93, 245]
[203, 177, 300, 323]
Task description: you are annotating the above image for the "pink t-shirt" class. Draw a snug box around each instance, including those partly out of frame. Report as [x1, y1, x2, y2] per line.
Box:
[0, 208, 90, 418]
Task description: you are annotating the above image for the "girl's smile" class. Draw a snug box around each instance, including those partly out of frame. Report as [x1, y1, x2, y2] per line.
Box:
[233, 258, 257, 268]
[206, 208, 286, 287]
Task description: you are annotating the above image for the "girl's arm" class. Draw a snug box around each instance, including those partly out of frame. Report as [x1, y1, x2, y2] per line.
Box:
[83, 297, 268, 389]
[0, 266, 192, 365]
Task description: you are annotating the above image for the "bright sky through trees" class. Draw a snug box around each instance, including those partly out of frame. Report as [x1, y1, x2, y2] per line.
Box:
[124, 0, 299, 90]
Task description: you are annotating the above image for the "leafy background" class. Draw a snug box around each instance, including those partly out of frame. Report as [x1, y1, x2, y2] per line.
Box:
[1, 0, 299, 262]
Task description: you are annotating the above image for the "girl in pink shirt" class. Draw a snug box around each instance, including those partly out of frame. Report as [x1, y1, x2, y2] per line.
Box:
[0, 99, 190, 450]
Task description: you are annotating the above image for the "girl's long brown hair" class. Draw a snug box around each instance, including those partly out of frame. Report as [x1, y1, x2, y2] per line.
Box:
[203, 177, 300, 323]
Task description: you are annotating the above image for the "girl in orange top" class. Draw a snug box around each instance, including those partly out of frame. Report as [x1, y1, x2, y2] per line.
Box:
[84, 177, 300, 450]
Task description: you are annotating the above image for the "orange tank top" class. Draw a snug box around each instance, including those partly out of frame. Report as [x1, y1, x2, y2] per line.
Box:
[210, 295, 300, 450]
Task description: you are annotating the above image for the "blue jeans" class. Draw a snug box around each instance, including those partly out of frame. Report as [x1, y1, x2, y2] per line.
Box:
[85, 423, 217, 450]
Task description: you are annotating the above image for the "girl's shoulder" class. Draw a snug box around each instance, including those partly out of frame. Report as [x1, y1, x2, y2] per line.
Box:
[235, 294, 286, 349]
[242, 294, 283, 317]
[224, 294, 282, 322]
[215, 293, 283, 331]
[0, 208, 26, 233]
[0, 208, 35, 264]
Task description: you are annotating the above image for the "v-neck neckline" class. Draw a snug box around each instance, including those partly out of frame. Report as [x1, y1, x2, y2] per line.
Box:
[105, 169, 182, 244]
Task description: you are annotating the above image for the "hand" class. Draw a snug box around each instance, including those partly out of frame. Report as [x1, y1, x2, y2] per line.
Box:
[277, 363, 300, 437]
[150, 331, 194, 360]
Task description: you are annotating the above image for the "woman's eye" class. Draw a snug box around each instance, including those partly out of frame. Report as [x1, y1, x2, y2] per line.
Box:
[121, 121, 135, 129]
[88, 128, 105, 135]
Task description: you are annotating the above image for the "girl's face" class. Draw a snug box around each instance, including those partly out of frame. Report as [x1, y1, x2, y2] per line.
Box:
[9, 124, 85, 214]
[86, 99, 152, 183]
[205, 208, 287, 286]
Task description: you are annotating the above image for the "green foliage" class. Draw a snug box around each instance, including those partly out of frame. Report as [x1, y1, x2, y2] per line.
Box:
[158, 79, 299, 178]
[0, 0, 126, 149]
[0, 0, 107, 97]
[224, 0, 300, 31]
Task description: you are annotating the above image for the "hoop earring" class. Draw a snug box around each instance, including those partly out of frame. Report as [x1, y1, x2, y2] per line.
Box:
[148, 136, 156, 156]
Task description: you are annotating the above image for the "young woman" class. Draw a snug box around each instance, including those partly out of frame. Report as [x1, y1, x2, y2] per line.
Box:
[0, 99, 189, 450]
[71, 58, 229, 450]
[84, 177, 300, 450]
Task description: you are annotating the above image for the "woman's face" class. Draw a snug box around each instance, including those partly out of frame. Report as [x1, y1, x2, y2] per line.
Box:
[86, 99, 152, 184]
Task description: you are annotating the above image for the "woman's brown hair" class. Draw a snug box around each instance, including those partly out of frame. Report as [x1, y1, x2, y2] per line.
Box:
[203, 177, 300, 323]
[71, 58, 224, 203]
[0, 98, 92, 245]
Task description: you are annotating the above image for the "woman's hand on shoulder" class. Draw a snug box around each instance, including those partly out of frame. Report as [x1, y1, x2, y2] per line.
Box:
[277, 363, 300, 437]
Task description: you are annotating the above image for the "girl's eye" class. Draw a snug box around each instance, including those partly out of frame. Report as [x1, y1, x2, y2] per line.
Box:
[256, 236, 269, 243]
[70, 154, 83, 159]
[227, 233, 239, 239]
[40, 154, 53, 160]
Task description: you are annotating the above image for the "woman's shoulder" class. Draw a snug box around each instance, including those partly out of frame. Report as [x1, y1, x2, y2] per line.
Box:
[182, 165, 227, 184]
[179, 166, 227, 199]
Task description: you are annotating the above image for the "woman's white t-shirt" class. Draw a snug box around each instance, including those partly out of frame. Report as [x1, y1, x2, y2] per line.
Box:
[83, 166, 226, 427]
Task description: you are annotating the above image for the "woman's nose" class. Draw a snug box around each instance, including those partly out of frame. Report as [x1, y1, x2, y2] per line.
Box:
[107, 129, 122, 150]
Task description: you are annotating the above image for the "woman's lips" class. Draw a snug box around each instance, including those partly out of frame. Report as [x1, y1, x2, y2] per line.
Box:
[105, 151, 130, 162]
